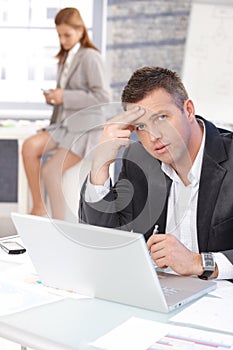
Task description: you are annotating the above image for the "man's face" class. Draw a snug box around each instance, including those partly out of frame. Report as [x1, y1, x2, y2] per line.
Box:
[131, 88, 195, 168]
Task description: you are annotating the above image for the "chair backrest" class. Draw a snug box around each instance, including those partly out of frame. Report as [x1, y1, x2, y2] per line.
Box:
[62, 159, 115, 222]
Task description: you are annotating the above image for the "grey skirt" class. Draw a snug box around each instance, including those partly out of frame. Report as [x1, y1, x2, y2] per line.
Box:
[47, 123, 102, 158]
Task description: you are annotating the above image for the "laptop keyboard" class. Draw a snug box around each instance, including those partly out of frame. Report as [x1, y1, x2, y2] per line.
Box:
[162, 286, 180, 296]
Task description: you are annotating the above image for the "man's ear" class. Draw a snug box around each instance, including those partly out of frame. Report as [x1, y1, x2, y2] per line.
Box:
[184, 99, 195, 121]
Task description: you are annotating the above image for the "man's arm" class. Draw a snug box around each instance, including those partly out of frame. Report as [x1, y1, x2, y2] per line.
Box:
[79, 176, 121, 228]
[79, 106, 146, 228]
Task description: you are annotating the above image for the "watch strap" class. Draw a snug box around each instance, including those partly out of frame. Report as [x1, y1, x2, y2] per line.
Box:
[198, 269, 213, 280]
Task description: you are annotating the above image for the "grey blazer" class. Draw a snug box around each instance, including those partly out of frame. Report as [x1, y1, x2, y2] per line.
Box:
[79, 117, 233, 267]
[49, 46, 111, 132]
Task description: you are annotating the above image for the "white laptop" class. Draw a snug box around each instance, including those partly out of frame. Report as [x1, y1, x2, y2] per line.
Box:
[11, 213, 216, 313]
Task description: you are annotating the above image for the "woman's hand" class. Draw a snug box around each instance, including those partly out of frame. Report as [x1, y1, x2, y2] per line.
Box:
[43, 88, 64, 105]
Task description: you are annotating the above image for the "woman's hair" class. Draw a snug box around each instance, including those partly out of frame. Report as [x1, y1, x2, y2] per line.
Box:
[122, 66, 189, 112]
[55, 7, 98, 64]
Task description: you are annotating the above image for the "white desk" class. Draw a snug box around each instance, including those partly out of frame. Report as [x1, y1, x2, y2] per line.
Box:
[0, 236, 174, 350]
[1, 293, 233, 350]
[0, 237, 232, 350]
[0, 297, 183, 350]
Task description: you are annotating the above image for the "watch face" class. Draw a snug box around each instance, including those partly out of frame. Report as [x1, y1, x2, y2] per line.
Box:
[199, 253, 215, 279]
[202, 253, 215, 271]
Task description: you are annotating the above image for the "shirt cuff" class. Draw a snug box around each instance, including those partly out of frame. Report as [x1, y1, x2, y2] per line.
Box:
[85, 174, 110, 203]
[213, 252, 233, 280]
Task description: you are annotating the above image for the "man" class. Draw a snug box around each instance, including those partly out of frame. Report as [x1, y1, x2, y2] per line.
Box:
[79, 66, 233, 281]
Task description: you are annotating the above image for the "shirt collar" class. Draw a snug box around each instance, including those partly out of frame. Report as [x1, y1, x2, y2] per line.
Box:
[66, 42, 80, 63]
[161, 118, 206, 185]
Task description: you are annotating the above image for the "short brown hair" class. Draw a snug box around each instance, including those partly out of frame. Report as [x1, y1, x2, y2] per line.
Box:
[121, 66, 189, 111]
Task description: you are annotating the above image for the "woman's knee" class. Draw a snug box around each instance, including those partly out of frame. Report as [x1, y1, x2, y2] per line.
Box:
[22, 137, 38, 160]
[42, 157, 62, 184]
[22, 132, 53, 160]
[22, 134, 43, 159]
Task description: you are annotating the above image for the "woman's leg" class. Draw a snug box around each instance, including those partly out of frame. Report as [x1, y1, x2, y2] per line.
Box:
[42, 148, 82, 220]
[22, 131, 57, 216]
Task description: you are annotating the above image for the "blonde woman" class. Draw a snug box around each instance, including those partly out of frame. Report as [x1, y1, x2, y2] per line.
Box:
[22, 7, 110, 219]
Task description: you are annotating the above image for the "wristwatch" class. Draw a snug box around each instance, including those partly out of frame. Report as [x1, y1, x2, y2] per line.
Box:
[198, 252, 215, 280]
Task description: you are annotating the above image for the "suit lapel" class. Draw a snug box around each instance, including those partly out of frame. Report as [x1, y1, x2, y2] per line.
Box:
[156, 175, 172, 232]
[57, 64, 64, 88]
[197, 117, 228, 251]
[147, 158, 172, 235]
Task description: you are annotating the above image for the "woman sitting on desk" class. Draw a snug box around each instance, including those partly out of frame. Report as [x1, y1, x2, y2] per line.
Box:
[22, 7, 110, 220]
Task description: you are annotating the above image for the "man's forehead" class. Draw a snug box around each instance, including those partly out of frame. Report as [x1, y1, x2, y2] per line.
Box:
[126, 103, 167, 122]
[126, 90, 174, 110]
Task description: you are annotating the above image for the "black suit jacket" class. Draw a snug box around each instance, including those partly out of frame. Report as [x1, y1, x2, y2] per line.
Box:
[79, 117, 233, 265]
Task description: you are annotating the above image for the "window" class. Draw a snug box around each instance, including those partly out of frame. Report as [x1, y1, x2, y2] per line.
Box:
[0, 0, 106, 119]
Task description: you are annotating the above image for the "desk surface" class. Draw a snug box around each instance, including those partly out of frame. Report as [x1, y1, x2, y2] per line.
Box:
[0, 237, 232, 350]
[0, 236, 178, 350]
[0, 297, 182, 350]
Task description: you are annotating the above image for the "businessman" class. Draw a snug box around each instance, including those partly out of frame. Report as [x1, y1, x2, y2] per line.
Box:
[79, 66, 233, 281]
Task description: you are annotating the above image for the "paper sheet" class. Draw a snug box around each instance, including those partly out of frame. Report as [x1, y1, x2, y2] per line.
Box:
[0, 253, 63, 316]
[91, 317, 233, 350]
[0, 279, 62, 316]
[209, 282, 233, 298]
[90, 317, 168, 350]
[171, 290, 233, 334]
[0, 262, 91, 300]
[0, 240, 91, 316]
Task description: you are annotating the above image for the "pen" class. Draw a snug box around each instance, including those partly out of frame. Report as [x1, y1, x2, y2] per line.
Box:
[153, 224, 159, 234]
[150, 224, 159, 268]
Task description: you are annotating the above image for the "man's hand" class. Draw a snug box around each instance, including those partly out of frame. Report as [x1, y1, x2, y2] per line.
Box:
[147, 233, 203, 276]
[90, 106, 145, 185]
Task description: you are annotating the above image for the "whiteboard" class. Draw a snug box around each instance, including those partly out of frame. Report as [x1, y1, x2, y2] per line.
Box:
[182, 0, 233, 126]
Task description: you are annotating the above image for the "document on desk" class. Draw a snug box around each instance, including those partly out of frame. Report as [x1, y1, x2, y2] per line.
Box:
[0, 262, 91, 316]
[0, 262, 91, 299]
[0, 279, 63, 317]
[90, 317, 233, 350]
[170, 283, 233, 334]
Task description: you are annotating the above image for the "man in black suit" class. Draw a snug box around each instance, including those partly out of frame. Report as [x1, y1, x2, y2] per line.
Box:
[79, 66, 233, 281]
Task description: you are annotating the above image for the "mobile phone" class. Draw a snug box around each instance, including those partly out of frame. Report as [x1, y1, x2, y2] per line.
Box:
[41, 88, 50, 95]
[0, 241, 26, 254]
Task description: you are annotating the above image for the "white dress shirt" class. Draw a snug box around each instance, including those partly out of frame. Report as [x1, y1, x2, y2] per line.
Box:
[161, 122, 233, 279]
[60, 42, 80, 89]
[84, 122, 233, 279]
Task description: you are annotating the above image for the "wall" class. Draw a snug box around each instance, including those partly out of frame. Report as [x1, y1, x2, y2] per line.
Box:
[182, 0, 233, 126]
[106, 0, 192, 102]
